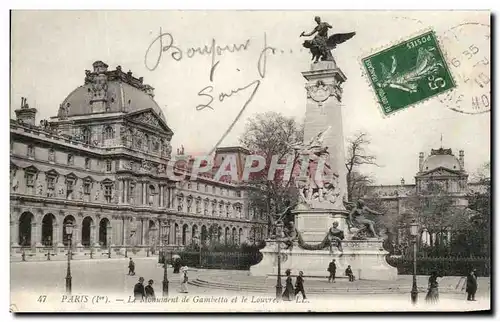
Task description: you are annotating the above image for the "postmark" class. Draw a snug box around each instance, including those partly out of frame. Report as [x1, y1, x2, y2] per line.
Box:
[361, 30, 456, 116]
[438, 23, 490, 114]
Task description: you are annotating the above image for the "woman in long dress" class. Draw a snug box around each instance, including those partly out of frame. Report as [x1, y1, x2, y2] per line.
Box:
[180, 266, 189, 293]
[282, 269, 295, 301]
[425, 271, 440, 304]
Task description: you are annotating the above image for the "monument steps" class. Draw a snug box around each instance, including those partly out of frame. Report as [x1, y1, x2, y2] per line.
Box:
[189, 278, 438, 294]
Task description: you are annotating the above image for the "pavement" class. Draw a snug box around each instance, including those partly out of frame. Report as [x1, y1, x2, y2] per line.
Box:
[10, 258, 491, 312]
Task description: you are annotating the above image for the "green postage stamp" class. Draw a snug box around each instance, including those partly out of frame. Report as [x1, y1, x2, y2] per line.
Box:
[362, 30, 455, 116]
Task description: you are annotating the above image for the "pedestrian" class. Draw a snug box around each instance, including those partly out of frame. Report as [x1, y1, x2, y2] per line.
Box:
[327, 259, 336, 283]
[133, 277, 145, 301]
[294, 270, 307, 300]
[145, 279, 155, 300]
[425, 271, 440, 304]
[282, 269, 295, 301]
[345, 265, 355, 282]
[173, 257, 182, 274]
[180, 266, 189, 293]
[128, 257, 135, 276]
[464, 268, 478, 301]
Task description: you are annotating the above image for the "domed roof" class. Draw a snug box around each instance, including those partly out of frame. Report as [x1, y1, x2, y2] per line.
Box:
[58, 61, 166, 122]
[422, 148, 461, 172]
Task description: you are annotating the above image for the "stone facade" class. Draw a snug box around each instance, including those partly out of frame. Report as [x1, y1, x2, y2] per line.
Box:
[10, 61, 268, 252]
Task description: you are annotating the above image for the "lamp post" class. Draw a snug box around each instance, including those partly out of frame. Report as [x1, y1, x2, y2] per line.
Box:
[162, 221, 170, 297]
[65, 220, 74, 295]
[409, 218, 419, 305]
[275, 221, 283, 300]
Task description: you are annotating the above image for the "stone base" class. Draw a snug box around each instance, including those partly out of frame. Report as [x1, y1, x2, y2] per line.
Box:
[250, 239, 397, 281]
[293, 208, 349, 242]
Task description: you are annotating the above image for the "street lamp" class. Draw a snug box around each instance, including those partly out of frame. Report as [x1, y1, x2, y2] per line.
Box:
[65, 220, 75, 295]
[409, 218, 419, 305]
[162, 221, 171, 297]
[275, 221, 283, 300]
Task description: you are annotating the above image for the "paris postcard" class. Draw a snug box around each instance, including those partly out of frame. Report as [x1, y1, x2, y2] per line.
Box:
[9, 10, 491, 313]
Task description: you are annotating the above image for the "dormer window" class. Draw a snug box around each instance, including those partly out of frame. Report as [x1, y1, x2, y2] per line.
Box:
[82, 127, 91, 145]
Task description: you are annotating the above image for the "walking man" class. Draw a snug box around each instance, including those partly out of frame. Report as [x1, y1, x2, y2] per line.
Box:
[133, 277, 145, 301]
[294, 271, 307, 300]
[464, 268, 478, 301]
[327, 259, 336, 283]
[128, 257, 135, 276]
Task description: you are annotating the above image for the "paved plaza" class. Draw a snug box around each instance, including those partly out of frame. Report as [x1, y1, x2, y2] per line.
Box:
[10, 257, 490, 312]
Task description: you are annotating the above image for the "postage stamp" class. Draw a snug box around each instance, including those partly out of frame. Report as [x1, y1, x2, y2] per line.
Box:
[362, 30, 456, 116]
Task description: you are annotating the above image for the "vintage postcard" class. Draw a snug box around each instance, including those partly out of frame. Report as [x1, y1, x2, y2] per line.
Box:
[9, 10, 491, 313]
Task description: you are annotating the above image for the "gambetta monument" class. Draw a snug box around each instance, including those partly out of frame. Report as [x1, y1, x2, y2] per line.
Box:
[250, 17, 397, 280]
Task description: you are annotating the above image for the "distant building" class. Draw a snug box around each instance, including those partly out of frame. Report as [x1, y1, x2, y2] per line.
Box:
[10, 61, 267, 253]
[363, 147, 488, 246]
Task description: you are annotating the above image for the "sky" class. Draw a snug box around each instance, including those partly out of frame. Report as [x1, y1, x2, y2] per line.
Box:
[10, 10, 490, 185]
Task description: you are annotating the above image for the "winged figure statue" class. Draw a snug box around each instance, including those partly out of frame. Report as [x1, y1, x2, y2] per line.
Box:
[300, 16, 356, 63]
[378, 46, 444, 93]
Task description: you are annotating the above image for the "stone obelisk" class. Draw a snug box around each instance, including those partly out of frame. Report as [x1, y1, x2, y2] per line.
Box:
[293, 61, 350, 242]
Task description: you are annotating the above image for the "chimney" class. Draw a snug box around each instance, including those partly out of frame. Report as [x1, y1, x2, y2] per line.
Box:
[419, 152, 424, 172]
[459, 150, 465, 169]
[143, 84, 155, 98]
[15, 97, 37, 125]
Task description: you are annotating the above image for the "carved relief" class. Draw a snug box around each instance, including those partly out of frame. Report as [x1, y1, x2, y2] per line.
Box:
[305, 80, 343, 105]
[136, 112, 160, 128]
[90, 73, 108, 101]
[120, 160, 132, 171]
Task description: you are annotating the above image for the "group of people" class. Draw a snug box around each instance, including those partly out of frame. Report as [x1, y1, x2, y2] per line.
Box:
[129, 257, 190, 301]
[282, 270, 307, 301]
[327, 259, 355, 283]
[425, 268, 479, 304]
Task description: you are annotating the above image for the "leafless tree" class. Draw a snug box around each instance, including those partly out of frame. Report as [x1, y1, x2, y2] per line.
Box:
[239, 112, 304, 233]
[345, 132, 379, 201]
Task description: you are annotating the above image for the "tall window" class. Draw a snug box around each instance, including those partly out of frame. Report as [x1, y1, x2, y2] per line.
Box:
[106, 160, 112, 172]
[46, 175, 56, 196]
[67, 154, 74, 165]
[103, 126, 114, 140]
[82, 127, 91, 145]
[27, 145, 35, 158]
[104, 184, 112, 203]
[26, 172, 35, 187]
[66, 178, 74, 199]
[48, 149, 55, 162]
[83, 180, 91, 195]
[85, 158, 91, 170]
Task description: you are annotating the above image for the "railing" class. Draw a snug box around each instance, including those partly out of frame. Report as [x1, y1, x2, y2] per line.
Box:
[159, 249, 263, 270]
[386, 255, 491, 277]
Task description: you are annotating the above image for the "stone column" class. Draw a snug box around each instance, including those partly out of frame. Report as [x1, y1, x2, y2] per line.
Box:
[122, 216, 127, 246]
[10, 220, 19, 247]
[141, 219, 146, 245]
[107, 223, 114, 246]
[159, 186, 164, 207]
[32, 222, 42, 247]
[74, 222, 83, 249]
[91, 224, 99, 247]
[142, 183, 147, 205]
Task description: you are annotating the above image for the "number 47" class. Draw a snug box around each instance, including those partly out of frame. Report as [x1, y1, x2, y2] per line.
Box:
[37, 295, 47, 303]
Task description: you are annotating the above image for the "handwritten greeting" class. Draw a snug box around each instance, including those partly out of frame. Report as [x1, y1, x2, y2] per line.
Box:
[145, 28, 276, 154]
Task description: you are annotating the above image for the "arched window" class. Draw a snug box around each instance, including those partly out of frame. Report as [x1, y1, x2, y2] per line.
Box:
[82, 127, 91, 145]
[103, 126, 114, 140]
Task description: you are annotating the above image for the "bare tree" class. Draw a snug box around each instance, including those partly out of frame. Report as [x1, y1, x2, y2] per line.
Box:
[345, 132, 379, 201]
[239, 112, 304, 233]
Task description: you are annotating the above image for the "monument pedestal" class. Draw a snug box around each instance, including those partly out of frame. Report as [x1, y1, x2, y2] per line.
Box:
[293, 208, 349, 242]
[250, 239, 397, 281]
